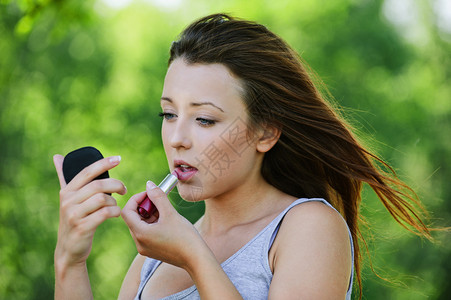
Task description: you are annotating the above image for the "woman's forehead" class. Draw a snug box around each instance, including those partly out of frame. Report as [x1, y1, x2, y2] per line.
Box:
[162, 59, 245, 107]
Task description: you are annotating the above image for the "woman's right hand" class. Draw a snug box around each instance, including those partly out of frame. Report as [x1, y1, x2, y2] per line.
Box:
[53, 154, 127, 269]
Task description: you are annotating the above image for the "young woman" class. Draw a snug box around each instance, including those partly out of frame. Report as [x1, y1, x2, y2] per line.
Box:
[53, 14, 431, 299]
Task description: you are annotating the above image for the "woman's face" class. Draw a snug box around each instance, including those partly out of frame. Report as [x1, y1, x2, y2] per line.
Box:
[160, 58, 263, 201]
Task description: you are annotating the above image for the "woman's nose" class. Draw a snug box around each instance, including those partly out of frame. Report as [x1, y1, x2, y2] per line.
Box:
[169, 120, 192, 150]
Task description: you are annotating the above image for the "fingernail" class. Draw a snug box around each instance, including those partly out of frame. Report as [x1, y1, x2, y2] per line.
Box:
[147, 181, 157, 189]
[109, 156, 121, 165]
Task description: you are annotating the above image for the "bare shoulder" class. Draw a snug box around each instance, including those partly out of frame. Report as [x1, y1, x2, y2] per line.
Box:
[268, 200, 352, 299]
[282, 201, 350, 236]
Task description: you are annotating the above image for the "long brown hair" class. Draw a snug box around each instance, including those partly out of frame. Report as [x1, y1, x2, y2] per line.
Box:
[168, 13, 431, 297]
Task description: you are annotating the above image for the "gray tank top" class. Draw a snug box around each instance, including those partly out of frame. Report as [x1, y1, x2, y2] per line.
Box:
[134, 198, 354, 299]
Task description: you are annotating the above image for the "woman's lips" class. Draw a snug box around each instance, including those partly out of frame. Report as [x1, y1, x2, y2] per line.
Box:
[173, 164, 198, 181]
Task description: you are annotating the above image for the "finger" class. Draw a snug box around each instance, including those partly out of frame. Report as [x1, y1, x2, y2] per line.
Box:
[67, 156, 121, 192]
[144, 181, 176, 220]
[79, 205, 121, 233]
[67, 178, 126, 206]
[148, 210, 159, 224]
[53, 154, 67, 188]
[122, 192, 147, 220]
[121, 192, 149, 230]
[78, 193, 118, 218]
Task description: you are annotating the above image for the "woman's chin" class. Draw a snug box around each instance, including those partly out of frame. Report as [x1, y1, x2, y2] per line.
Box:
[177, 184, 206, 202]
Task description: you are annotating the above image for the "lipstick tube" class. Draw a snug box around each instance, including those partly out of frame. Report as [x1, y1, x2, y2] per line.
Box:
[137, 173, 178, 219]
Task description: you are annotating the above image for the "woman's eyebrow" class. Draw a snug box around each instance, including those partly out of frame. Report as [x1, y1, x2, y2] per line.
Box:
[191, 101, 225, 113]
[161, 97, 225, 113]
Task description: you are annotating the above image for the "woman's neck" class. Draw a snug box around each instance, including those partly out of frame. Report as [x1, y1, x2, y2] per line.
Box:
[196, 176, 296, 236]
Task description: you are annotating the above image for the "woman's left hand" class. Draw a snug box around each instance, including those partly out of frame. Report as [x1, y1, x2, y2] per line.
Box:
[121, 181, 206, 270]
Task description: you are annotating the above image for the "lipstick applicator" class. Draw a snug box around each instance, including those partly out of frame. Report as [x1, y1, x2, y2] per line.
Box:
[137, 172, 179, 219]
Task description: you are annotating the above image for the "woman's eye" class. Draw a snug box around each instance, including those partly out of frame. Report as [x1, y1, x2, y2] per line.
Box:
[158, 112, 176, 120]
[196, 117, 216, 126]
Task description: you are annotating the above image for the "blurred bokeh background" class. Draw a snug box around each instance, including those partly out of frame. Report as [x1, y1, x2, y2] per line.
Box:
[0, 0, 450, 299]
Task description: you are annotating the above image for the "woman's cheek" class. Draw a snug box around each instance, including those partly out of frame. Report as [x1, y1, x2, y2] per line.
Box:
[195, 122, 252, 180]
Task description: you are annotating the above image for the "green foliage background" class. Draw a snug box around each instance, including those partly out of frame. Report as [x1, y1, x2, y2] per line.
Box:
[0, 0, 450, 299]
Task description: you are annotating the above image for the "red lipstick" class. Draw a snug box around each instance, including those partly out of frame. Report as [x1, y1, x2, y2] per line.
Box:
[137, 171, 179, 219]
